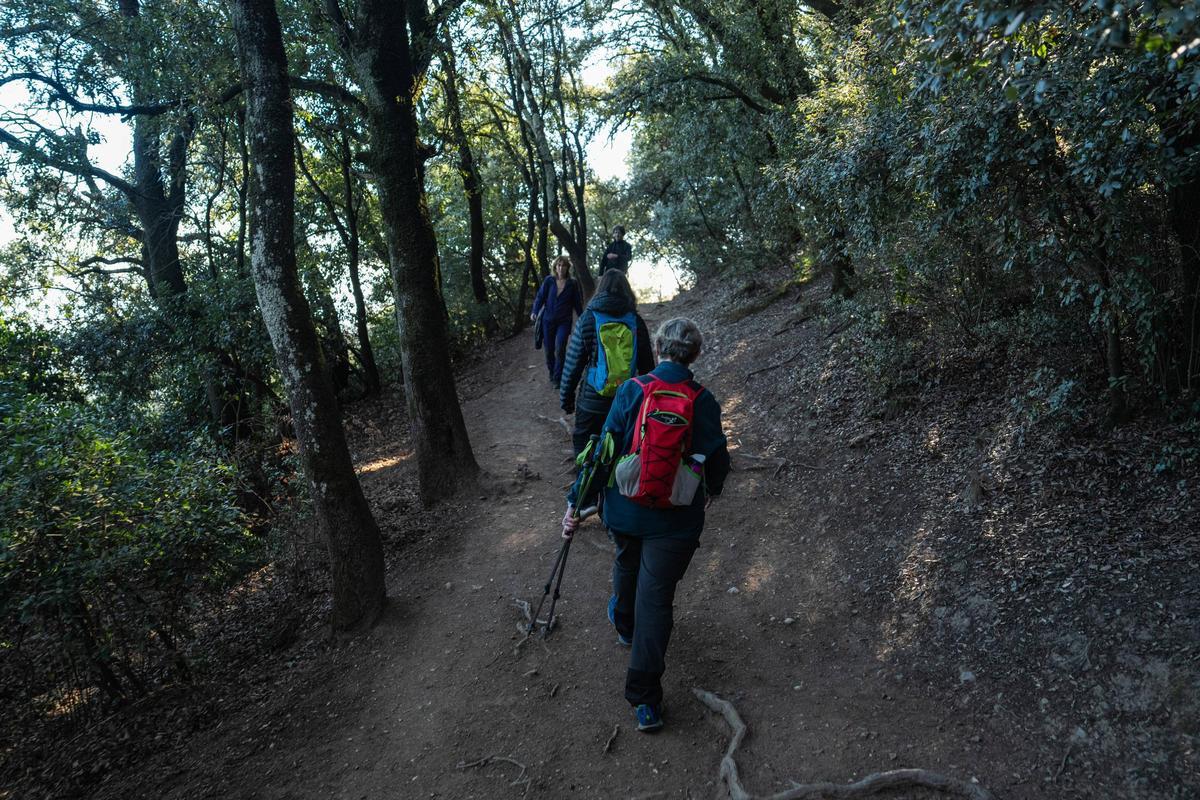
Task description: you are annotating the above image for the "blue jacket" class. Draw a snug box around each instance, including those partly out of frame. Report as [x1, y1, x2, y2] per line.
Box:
[532, 276, 582, 326]
[569, 360, 731, 538]
[559, 291, 654, 414]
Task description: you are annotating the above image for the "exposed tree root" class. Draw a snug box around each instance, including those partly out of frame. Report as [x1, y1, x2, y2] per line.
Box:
[512, 598, 553, 655]
[457, 754, 531, 796]
[535, 413, 571, 434]
[603, 724, 619, 754]
[734, 452, 819, 477]
[693, 688, 992, 800]
[513, 600, 534, 654]
[515, 598, 532, 627]
[745, 349, 804, 379]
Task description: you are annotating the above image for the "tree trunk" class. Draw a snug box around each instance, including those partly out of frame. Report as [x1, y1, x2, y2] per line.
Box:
[536, 218, 549, 278]
[440, 46, 488, 305]
[121, 0, 253, 440]
[515, 202, 537, 333]
[131, 123, 188, 298]
[1170, 183, 1200, 392]
[306, 259, 352, 395]
[236, 107, 250, 277]
[1168, 132, 1200, 394]
[333, 0, 479, 505]
[229, 0, 386, 631]
[1104, 310, 1129, 428]
[497, 16, 594, 295]
[339, 124, 381, 393]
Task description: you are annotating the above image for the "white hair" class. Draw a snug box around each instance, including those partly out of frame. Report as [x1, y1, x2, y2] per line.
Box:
[654, 317, 703, 365]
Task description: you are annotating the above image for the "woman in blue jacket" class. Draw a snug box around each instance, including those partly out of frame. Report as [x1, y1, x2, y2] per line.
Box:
[562, 317, 731, 734]
[531, 256, 583, 388]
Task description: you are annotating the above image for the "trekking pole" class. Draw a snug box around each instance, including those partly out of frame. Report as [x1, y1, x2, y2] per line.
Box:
[525, 502, 599, 637]
[526, 537, 570, 637]
[525, 435, 601, 638]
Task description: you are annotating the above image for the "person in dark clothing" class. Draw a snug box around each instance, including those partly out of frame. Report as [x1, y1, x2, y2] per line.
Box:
[598, 225, 632, 276]
[531, 256, 583, 387]
[559, 269, 654, 455]
[562, 317, 731, 733]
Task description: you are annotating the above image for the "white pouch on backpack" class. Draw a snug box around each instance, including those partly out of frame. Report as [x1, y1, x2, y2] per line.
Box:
[614, 452, 641, 497]
[670, 453, 705, 506]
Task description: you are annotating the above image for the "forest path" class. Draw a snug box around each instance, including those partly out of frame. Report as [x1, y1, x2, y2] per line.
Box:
[137, 293, 1004, 800]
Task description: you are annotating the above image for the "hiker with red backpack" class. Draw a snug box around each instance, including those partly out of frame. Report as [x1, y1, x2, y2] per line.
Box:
[559, 269, 654, 455]
[562, 317, 731, 733]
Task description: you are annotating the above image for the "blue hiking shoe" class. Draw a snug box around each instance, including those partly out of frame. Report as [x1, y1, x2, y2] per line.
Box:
[607, 595, 632, 647]
[635, 704, 664, 733]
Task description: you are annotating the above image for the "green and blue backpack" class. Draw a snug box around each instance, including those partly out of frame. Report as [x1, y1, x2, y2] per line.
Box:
[587, 310, 637, 397]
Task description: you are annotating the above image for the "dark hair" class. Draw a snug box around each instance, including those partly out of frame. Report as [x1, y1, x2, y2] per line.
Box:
[593, 269, 637, 310]
[613, 225, 625, 236]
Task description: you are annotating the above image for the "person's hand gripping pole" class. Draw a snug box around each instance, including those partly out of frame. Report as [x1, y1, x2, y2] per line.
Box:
[527, 435, 605, 638]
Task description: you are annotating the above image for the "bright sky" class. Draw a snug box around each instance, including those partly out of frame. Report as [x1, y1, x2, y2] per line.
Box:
[585, 126, 686, 302]
[586, 126, 632, 182]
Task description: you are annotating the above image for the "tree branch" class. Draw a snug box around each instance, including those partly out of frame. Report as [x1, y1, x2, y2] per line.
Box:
[0, 72, 180, 116]
[0, 72, 360, 118]
[288, 76, 365, 114]
[321, 0, 355, 51]
[0, 125, 137, 196]
[66, 256, 146, 279]
[0, 23, 56, 38]
[679, 72, 775, 113]
[295, 135, 353, 250]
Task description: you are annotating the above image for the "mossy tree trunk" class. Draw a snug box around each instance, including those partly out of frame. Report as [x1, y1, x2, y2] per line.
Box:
[228, 0, 386, 631]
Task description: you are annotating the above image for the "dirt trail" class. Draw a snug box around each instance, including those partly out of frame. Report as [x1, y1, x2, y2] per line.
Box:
[113, 294, 1024, 800]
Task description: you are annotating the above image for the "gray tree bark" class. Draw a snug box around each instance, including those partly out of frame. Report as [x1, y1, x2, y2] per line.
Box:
[228, 0, 386, 631]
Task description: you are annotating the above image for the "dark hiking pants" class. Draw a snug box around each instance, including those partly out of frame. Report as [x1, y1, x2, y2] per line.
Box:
[572, 402, 611, 456]
[610, 531, 699, 707]
[543, 318, 572, 385]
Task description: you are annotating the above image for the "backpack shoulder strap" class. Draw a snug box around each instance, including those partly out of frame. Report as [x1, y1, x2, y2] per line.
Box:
[628, 374, 658, 453]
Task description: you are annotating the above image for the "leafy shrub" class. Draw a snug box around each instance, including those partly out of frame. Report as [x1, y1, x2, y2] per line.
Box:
[772, 4, 1200, 420]
[0, 392, 253, 704]
[1154, 418, 1200, 475]
[1012, 366, 1086, 429]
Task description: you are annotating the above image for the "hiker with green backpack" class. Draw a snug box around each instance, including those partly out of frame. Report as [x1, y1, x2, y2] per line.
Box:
[559, 269, 654, 456]
[561, 317, 731, 733]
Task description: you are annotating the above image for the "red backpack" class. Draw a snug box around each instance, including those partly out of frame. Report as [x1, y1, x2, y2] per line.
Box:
[613, 374, 705, 508]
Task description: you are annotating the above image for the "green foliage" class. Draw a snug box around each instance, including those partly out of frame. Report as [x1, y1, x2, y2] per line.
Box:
[1154, 417, 1200, 475]
[0, 314, 77, 401]
[772, 2, 1200, 417]
[609, 1, 1200, 421]
[0, 313, 254, 703]
[1012, 366, 1086, 430]
[0, 389, 252, 702]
